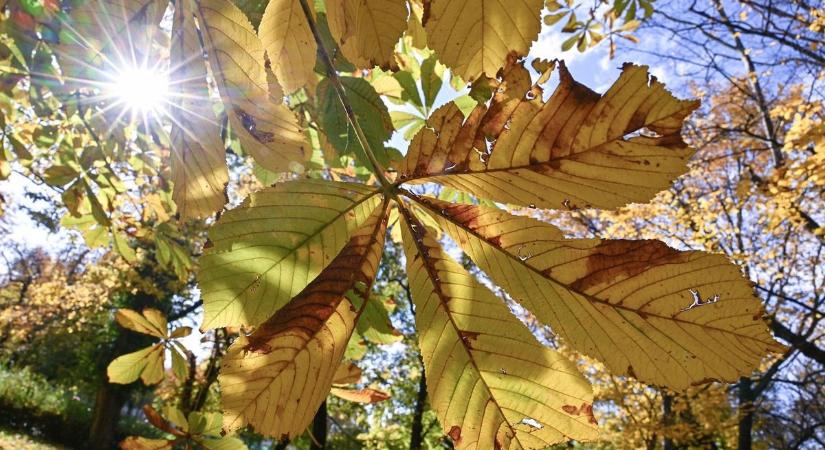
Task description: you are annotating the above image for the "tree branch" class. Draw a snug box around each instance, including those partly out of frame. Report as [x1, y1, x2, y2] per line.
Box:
[296, 0, 391, 188]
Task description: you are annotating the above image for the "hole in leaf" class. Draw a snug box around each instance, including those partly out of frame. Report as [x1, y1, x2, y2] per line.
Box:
[518, 417, 543, 430]
[681, 289, 720, 311]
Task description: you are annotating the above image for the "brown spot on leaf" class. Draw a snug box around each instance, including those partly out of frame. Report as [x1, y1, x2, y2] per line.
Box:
[581, 402, 597, 424]
[568, 240, 690, 293]
[235, 107, 275, 143]
[448, 425, 462, 443]
[562, 404, 579, 415]
[627, 365, 638, 379]
[459, 330, 480, 347]
[690, 377, 719, 386]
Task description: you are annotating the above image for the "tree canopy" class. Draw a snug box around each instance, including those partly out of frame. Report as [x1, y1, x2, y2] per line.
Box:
[0, 0, 822, 449]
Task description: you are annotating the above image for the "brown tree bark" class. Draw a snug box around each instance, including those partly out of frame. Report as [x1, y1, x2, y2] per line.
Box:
[88, 383, 129, 450]
[737, 377, 754, 450]
[663, 392, 674, 450]
[410, 371, 427, 450]
[310, 401, 328, 450]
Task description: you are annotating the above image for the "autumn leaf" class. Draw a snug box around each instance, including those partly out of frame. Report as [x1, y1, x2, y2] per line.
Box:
[107, 309, 192, 385]
[258, 0, 317, 93]
[220, 202, 388, 438]
[332, 361, 363, 385]
[115, 308, 167, 338]
[423, 0, 544, 80]
[121, 406, 248, 450]
[398, 209, 598, 448]
[329, 387, 390, 403]
[108, 343, 165, 385]
[326, 0, 408, 70]
[411, 196, 785, 389]
[193, 0, 308, 173]
[57, 0, 166, 83]
[169, 0, 228, 219]
[198, 180, 384, 329]
[397, 61, 700, 210]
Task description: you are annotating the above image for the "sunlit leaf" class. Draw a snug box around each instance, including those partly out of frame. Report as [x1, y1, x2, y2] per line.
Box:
[198, 180, 384, 329]
[258, 0, 317, 93]
[332, 361, 363, 385]
[398, 61, 700, 210]
[327, 0, 407, 70]
[399, 209, 599, 447]
[169, 0, 228, 218]
[416, 197, 785, 389]
[423, 0, 544, 80]
[220, 202, 388, 438]
[193, 0, 308, 173]
[115, 308, 167, 338]
[329, 387, 390, 403]
[107, 344, 165, 385]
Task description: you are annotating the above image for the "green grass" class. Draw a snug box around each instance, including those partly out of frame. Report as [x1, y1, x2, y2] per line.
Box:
[0, 426, 67, 450]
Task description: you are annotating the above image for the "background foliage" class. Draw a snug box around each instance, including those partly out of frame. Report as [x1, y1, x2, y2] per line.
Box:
[0, 0, 823, 449]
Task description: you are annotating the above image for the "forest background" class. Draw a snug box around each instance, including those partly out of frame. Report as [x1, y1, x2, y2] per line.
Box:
[0, 0, 823, 449]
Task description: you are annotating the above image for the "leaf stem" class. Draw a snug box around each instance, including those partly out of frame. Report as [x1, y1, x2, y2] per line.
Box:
[296, 0, 392, 189]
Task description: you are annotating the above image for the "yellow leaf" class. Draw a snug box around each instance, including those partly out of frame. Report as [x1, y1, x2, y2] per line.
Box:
[416, 197, 785, 389]
[198, 180, 383, 329]
[424, 0, 544, 80]
[399, 208, 598, 448]
[332, 361, 363, 385]
[258, 0, 317, 93]
[220, 204, 388, 438]
[169, 326, 192, 339]
[329, 387, 390, 403]
[57, 1, 166, 84]
[119, 437, 173, 450]
[169, 0, 229, 219]
[115, 308, 167, 338]
[107, 344, 165, 385]
[193, 0, 308, 172]
[397, 61, 700, 210]
[404, 0, 428, 49]
[327, 0, 407, 70]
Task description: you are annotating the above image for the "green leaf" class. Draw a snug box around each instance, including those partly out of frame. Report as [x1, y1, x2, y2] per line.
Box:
[198, 180, 384, 328]
[171, 347, 189, 380]
[357, 295, 402, 344]
[107, 344, 164, 385]
[420, 56, 444, 109]
[318, 77, 395, 166]
[113, 232, 137, 263]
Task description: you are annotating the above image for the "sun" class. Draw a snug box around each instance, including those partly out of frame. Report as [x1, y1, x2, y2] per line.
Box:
[104, 64, 170, 117]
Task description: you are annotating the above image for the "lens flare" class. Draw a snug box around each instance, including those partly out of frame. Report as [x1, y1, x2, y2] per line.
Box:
[105, 65, 170, 115]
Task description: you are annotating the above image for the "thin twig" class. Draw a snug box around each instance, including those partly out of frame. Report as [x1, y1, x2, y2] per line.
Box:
[296, 0, 392, 189]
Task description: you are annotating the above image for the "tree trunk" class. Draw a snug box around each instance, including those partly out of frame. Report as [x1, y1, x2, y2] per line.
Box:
[88, 291, 156, 449]
[87, 383, 128, 450]
[663, 392, 674, 450]
[310, 401, 328, 450]
[737, 377, 754, 450]
[410, 371, 427, 450]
